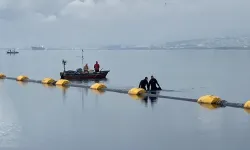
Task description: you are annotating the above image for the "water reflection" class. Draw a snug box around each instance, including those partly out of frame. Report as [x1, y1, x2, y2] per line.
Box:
[17, 81, 28, 87]
[129, 91, 160, 108]
[199, 103, 219, 110]
[57, 79, 109, 111]
[73, 81, 89, 96]
[31, 78, 110, 112]
[129, 94, 145, 100]
[244, 108, 250, 114]
[0, 80, 4, 86]
[69, 78, 109, 84]
[92, 78, 109, 83]
[91, 89, 105, 95]
[72, 79, 108, 110]
[56, 85, 69, 105]
[141, 91, 159, 108]
[42, 84, 56, 89]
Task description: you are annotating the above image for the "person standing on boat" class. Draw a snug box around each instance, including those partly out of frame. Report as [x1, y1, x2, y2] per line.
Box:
[149, 75, 161, 91]
[84, 64, 89, 73]
[139, 77, 149, 90]
[94, 61, 100, 72]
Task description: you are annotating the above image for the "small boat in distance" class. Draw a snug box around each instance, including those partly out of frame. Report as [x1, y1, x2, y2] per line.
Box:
[59, 50, 110, 80]
[6, 49, 19, 54]
[31, 45, 45, 50]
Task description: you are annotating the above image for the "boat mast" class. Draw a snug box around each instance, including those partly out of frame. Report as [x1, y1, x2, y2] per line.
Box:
[62, 59, 67, 72]
[81, 49, 84, 65]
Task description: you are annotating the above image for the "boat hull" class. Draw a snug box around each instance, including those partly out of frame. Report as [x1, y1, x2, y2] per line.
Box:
[60, 70, 110, 80]
[31, 47, 45, 50]
[6, 52, 19, 54]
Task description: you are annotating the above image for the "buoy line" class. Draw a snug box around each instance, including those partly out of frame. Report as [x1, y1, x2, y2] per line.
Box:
[1, 73, 250, 112]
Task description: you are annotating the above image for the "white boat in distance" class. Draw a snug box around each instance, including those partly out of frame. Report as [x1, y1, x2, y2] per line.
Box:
[31, 45, 45, 50]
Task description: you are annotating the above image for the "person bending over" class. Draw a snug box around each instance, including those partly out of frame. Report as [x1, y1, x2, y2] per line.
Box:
[149, 75, 161, 91]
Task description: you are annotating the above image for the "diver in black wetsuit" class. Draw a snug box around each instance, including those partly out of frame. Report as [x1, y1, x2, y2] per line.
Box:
[139, 77, 149, 90]
[149, 75, 161, 91]
[60, 72, 65, 79]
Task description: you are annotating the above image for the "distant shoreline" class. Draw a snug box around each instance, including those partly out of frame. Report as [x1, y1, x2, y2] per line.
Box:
[1, 47, 250, 51]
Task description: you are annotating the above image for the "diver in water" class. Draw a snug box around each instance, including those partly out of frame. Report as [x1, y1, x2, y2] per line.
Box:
[139, 77, 149, 90]
[149, 75, 161, 91]
[60, 73, 65, 79]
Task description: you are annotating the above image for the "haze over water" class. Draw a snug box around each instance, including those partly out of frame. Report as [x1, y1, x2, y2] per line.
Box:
[1, 49, 250, 149]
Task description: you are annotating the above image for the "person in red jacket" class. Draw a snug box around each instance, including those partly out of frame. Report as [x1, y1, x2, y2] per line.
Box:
[94, 61, 100, 72]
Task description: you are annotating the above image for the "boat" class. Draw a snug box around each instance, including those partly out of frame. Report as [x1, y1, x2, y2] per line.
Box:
[60, 70, 110, 80]
[6, 49, 19, 54]
[59, 50, 110, 80]
[31, 45, 45, 50]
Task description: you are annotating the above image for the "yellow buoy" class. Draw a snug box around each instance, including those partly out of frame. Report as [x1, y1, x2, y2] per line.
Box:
[90, 83, 106, 90]
[56, 79, 70, 86]
[16, 75, 29, 81]
[0, 73, 6, 79]
[128, 88, 146, 95]
[243, 101, 250, 109]
[197, 95, 221, 104]
[42, 78, 55, 84]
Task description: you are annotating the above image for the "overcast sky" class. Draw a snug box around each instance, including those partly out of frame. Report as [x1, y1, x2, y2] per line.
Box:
[0, 0, 249, 48]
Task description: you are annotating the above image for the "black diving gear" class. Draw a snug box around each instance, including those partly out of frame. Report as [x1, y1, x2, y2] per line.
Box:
[149, 76, 161, 91]
[139, 77, 149, 90]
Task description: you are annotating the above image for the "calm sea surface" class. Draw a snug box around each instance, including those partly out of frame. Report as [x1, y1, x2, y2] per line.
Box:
[0, 49, 250, 149]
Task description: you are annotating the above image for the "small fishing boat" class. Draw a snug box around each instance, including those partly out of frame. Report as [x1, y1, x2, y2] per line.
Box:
[59, 50, 110, 80]
[6, 49, 19, 54]
[60, 70, 110, 80]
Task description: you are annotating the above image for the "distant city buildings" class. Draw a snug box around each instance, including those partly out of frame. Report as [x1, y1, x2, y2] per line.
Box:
[1, 36, 249, 50]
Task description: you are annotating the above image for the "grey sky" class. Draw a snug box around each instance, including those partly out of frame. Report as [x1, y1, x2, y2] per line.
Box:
[0, 0, 249, 48]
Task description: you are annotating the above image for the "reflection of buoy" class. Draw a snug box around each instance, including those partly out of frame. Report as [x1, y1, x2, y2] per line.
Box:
[129, 94, 145, 100]
[0, 80, 3, 88]
[199, 103, 219, 110]
[91, 89, 105, 95]
[42, 84, 56, 89]
[244, 108, 250, 114]
[56, 85, 69, 91]
[17, 81, 28, 87]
